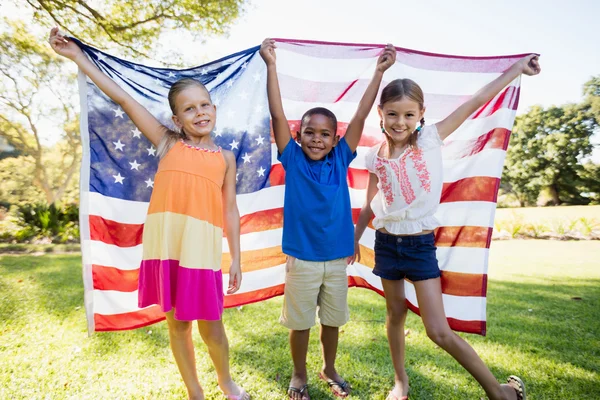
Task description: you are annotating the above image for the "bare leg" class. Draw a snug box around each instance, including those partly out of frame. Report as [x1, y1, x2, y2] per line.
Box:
[381, 279, 410, 399]
[289, 329, 310, 399]
[414, 278, 518, 400]
[165, 311, 204, 400]
[197, 320, 248, 399]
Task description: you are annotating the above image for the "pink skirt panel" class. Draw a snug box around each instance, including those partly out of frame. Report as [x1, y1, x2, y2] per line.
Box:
[138, 259, 224, 321]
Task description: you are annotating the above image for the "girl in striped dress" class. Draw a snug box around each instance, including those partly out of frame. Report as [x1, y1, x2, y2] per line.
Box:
[351, 55, 541, 400]
[50, 28, 249, 400]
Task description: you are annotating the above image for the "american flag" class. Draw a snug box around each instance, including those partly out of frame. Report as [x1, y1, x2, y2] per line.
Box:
[76, 38, 527, 335]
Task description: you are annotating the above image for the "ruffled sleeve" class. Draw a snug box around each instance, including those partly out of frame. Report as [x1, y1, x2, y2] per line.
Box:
[417, 125, 443, 150]
[364, 143, 382, 173]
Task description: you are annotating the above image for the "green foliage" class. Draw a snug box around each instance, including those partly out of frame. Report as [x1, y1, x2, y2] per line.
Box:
[22, 0, 246, 59]
[1, 202, 81, 243]
[0, 18, 81, 205]
[503, 102, 598, 206]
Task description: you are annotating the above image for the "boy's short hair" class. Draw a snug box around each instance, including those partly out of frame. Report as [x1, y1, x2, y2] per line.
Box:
[299, 107, 338, 135]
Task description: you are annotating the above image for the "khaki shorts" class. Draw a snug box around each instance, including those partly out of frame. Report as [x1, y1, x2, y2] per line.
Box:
[280, 256, 349, 330]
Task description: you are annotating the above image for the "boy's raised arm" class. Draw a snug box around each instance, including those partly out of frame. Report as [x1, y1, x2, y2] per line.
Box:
[344, 45, 396, 152]
[259, 38, 292, 154]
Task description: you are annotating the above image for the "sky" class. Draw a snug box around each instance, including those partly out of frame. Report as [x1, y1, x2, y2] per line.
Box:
[4, 0, 600, 157]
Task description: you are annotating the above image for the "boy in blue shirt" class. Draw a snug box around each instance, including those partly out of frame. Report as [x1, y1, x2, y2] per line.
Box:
[260, 38, 396, 399]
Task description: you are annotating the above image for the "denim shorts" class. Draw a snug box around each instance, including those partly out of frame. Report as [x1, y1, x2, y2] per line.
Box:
[372, 230, 441, 282]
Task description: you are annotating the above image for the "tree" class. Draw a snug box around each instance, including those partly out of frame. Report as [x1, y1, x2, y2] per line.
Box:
[583, 75, 600, 123]
[503, 103, 598, 206]
[23, 0, 246, 59]
[0, 19, 80, 205]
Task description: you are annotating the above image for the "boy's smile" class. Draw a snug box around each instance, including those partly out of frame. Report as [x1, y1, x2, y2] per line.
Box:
[298, 114, 339, 161]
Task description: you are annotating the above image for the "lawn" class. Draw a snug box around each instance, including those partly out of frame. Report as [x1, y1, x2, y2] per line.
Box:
[1, 240, 599, 399]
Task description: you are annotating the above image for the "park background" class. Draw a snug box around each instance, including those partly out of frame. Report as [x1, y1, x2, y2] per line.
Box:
[0, 0, 598, 398]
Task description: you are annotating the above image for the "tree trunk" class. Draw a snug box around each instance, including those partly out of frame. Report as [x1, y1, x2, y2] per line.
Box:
[548, 184, 561, 206]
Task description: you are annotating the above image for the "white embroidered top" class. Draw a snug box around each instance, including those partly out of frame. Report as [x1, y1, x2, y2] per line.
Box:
[364, 124, 444, 234]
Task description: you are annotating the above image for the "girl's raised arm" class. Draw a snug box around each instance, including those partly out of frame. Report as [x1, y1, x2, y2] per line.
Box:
[49, 28, 167, 147]
[435, 54, 541, 141]
[344, 45, 396, 152]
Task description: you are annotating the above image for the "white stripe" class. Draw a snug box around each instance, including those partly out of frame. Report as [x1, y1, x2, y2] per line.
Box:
[88, 240, 142, 270]
[86, 185, 498, 226]
[357, 228, 489, 275]
[78, 70, 96, 335]
[276, 48, 509, 96]
[223, 229, 283, 252]
[88, 191, 149, 224]
[346, 263, 486, 321]
[93, 290, 146, 315]
[405, 282, 487, 322]
[435, 201, 497, 227]
[224, 264, 286, 294]
[442, 148, 507, 181]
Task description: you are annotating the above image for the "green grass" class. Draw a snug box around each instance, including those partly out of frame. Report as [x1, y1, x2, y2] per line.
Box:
[1, 241, 599, 399]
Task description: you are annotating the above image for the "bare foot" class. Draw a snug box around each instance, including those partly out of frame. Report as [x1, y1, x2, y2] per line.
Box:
[218, 379, 250, 400]
[387, 374, 409, 399]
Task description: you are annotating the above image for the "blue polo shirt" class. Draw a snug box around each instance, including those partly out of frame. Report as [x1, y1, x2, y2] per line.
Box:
[278, 137, 357, 261]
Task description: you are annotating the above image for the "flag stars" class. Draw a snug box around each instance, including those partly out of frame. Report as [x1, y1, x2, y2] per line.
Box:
[253, 72, 261, 82]
[226, 79, 234, 88]
[257, 166, 266, 177]
[201, 68, 208, 75]
[241, 62, 248, 69]
[214, 128, 222, 137]
[255, 135, 265, 145]
[229, 139, 239, 150]
[147, 146, 156, 156]
[129, 160, 141, 170]
[154, 78, 162, 86]
[131, 127, 142, 138]
[242, 153, 252, 163]
[113, 107, 125, 118]
[145, 178, 154, 188]
[113, 140, 125, 151]
[113, 173, 125, 184]
[167, 71, 176, 78]
[254, 104, 263, 114]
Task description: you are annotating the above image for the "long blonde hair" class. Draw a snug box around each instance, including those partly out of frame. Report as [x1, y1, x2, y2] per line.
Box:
[156, 78, 211, 159]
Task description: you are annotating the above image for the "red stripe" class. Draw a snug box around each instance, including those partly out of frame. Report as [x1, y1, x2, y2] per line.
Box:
[442, 128, 511, 160]
[92, 264, 138, 292]
[406, 302, 486, 335]
[441, 177, 499, 203]
[89, 215, 142, 247]
[334, 79, 358, 103]
[94, 306, 164, 331]
[471, 86, 520, 120]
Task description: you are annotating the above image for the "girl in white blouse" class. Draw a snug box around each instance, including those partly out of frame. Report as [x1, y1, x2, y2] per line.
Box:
[351, 55, 541, 400]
